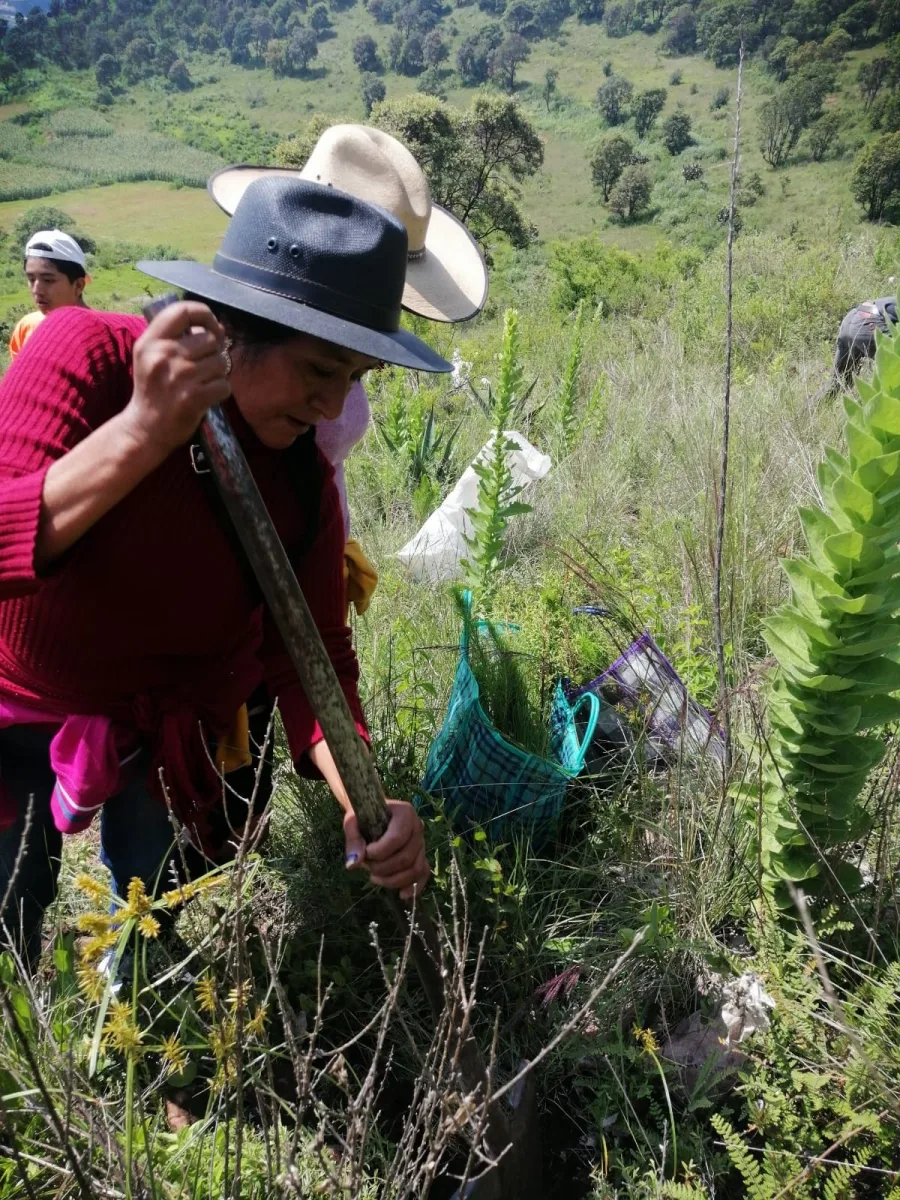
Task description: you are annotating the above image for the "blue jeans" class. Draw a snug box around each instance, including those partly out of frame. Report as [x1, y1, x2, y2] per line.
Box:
[0, 725, 176, 966]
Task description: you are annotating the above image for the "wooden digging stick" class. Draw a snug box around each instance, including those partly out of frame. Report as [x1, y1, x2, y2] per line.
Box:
[196, 401, 533, 1196]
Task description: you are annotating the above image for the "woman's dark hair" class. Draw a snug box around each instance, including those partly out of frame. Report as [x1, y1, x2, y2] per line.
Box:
[187, 295, 297, 357]
[183, 292, 324, 557]
[24, 244, 86, 283]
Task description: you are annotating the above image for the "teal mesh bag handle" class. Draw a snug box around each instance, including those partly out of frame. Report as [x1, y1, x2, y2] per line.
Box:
[565, 689, 601, 773]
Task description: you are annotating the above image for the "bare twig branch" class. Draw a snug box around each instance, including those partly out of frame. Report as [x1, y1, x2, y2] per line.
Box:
[712, 42, 744, 775]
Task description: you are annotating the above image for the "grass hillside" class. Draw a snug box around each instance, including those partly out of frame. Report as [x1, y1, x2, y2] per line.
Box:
[0, 0, 890, 272]
[0, 35, 883, 317]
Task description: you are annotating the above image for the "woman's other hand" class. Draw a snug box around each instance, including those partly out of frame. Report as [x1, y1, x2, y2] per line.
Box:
[343, 800, 430, 900]
[125, 301, 231, 455]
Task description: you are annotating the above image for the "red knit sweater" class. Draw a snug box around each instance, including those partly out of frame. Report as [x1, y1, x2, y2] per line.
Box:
[0, 307, 367, 834]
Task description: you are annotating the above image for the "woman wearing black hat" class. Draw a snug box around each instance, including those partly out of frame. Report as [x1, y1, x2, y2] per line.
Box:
[0, 178, 447, 965]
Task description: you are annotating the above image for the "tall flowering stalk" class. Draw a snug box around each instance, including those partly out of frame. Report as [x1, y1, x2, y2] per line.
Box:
[557, 301, 585, 455]
[462, 308, 532, 614]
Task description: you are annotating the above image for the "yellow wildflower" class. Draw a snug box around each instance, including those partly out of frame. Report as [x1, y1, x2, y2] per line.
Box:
[74, 873, 111, 903]
[228, 981, 251, 1013]
[160, 1034, 190, 1077]
[78, 930, 119, 964]
[246, 1003, 268, 1038]
[209, 1017, 238, 1090]
[75, 912, 115, 936]
[120, 877, 151, 919]
[212, 1058, 237, 1092]
[195, 974, 218, 1015]
[103, 999, 144, 1059]
[137, 914, 161, 940]
[210, 1016, 236, 1056]
[632, 1024, 660, 1054]
[75, 963, 106, 1004]
[162, 886, 188, 909]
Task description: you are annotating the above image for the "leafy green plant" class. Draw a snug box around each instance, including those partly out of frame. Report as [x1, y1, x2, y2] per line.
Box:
[461, 308, 533, 613]
[660, 1182, 709, 1200]
[747, 325, 900, 907]
[709, 1113, 781, 1199]
[407, 407, 462, 491]
[466, 367, 539, 426]
[557, 300, 586, 455]
[374, 374, 462, 513]
[466, 615, 551, 757]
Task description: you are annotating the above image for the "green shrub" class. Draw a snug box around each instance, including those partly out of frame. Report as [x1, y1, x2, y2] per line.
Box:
[851, 131, 900, 221]
[609, 163, 653, 220]
[710, 85, 730, 111]
[550, 238, 644, 312]
[662, 109, 693, 154]
[549, 236, 699, 314]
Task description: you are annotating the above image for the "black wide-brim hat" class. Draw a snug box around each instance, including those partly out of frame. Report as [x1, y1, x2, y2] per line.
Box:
[137, 177, 451, 374]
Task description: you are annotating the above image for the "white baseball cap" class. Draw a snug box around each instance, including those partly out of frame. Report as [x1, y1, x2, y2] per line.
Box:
[25, 229, 90, 278]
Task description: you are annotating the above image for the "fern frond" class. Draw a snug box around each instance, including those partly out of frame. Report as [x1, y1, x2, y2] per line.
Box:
[710, 1113, 769, 1200]
[660, 1182, 710, 1200]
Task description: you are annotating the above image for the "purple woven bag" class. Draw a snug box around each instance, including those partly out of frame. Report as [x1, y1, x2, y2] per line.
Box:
[566, 630, 725, 765]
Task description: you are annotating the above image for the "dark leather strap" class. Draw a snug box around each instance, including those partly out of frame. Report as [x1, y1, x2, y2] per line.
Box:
[189, 428, 323, 605]
[190, 442, 262, 604]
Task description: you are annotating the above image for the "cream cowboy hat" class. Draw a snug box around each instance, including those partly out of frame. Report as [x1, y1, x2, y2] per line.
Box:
[207, 124, 489, 324]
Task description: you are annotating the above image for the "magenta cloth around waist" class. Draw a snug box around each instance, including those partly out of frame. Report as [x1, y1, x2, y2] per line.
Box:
[0, 697, 141, 835]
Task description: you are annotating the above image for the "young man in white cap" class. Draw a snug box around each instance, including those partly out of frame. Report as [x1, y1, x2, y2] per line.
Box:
[9, 229, 90, 359]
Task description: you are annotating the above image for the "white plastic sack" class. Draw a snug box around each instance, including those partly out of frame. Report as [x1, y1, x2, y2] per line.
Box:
[396, 431, 551, 583]
[718, 972, 776, 1047]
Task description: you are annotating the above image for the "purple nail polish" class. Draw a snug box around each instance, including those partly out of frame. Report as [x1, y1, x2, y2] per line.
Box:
[345, 852, 359, 867]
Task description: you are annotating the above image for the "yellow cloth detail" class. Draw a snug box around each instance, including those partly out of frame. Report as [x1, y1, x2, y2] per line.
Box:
[344, 538, 378, 617]
[9, 311, 45, 359]
[215, 703, 252, 774]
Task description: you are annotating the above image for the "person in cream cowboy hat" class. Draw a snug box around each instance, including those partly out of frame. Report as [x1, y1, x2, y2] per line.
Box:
[207, 125, 489, 618]
[208, 124, 488, 324]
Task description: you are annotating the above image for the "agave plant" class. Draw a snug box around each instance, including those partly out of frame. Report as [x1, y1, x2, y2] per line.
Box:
[376, 402, 462, 491]
[750, 327, 900, 907]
